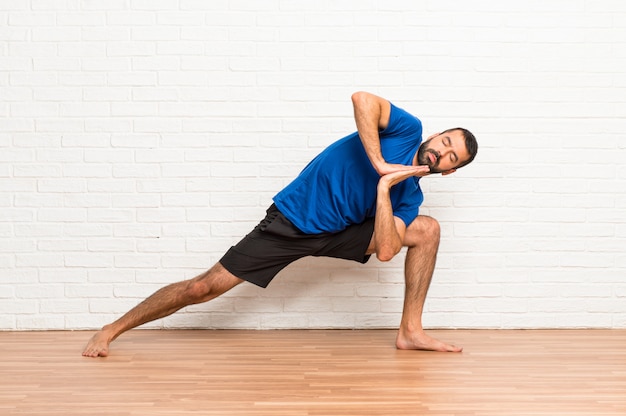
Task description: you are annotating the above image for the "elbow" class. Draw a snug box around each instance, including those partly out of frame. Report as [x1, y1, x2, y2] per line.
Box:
[376, 253, 395, 262]
[351, 91, 368, 105]
[375, 245, 401, 262]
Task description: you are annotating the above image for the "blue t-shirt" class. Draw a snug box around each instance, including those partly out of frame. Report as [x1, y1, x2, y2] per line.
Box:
[273, 102, 424, 234]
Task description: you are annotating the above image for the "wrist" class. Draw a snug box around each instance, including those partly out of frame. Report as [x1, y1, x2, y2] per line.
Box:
[372, 158, 386, 174]
[377, 178, 392, 193]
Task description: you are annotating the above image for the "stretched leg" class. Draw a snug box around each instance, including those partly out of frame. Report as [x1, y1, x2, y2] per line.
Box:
[395, 216, 462, 352]
[82, 262, 243, 357]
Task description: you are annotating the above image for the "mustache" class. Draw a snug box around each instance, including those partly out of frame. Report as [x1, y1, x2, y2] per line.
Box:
[428, 149, 440, 161]
[422, 148, 440, 165]
[417, 146, 444, 174]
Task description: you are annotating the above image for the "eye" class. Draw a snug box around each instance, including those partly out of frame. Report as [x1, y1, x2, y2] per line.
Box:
[444, 136, 458, 163]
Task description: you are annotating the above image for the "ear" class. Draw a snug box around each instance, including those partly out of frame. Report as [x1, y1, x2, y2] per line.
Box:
[441, 168, 456, 176]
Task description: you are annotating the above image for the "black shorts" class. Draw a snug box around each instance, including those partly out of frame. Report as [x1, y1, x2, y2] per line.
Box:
[220, 204, 374, 288]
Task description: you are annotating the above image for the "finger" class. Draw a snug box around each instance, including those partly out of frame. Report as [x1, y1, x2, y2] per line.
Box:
[393, 164, 423, 172]
[387, 169, 422, 184]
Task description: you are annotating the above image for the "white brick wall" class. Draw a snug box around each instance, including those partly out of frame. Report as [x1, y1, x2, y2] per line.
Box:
[1, 1, 625, 330]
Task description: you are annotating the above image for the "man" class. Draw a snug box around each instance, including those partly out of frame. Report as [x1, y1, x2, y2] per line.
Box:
[82, 91, 478, 358]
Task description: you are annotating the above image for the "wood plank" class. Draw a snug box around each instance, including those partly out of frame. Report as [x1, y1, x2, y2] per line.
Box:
[1, 329, 626, 415]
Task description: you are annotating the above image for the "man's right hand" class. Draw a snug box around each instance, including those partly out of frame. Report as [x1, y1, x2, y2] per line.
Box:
[373, 162, 424, 177]
[377, 165, 430, 190]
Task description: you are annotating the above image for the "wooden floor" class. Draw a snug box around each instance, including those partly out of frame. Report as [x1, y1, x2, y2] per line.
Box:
[2, 329, 626, 415]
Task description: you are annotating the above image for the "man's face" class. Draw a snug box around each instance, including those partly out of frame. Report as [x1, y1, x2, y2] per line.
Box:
[417, 129, 471, 174]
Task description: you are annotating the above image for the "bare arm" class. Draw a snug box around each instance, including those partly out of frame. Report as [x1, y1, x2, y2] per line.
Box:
[373, 166, 430, 261]
[351, 91, 418, 176]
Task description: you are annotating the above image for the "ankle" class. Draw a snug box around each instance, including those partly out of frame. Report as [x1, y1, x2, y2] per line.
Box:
[99, 324, 119, 341]
[399, 322, 423, 335]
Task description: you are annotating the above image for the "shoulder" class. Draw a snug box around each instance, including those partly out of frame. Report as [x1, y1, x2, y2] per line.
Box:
[384, 103, 423, 136]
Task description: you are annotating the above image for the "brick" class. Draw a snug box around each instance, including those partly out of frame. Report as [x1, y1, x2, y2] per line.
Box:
[37, 179, 86, 193]
[38, 208, 86, 222]
[261, 313, 308, 329]
[136, 238, 185, 253]
[2, 1, 626, 332]
[88, 208, 134, 223]
[131, 26, 180, 41]
[34, 87, 83, 102]
[63, 164, 112, 178]
[107, 72, 156, 86]
[10, 102, 58, 117]
[64, 254, 114, 268]
[38, 239, 86, 252]
[16, 254, 64, 267]
[331, 298, 380, 313]
[65, 284, 114, 298]
[209, 313, 259, 329]
[16, 315, 65, 330]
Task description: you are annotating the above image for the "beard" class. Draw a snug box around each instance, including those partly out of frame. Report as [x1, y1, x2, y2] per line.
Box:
[417, 142, 443, 173]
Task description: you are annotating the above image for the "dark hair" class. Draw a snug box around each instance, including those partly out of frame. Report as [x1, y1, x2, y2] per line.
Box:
[442, 127, 478, 169]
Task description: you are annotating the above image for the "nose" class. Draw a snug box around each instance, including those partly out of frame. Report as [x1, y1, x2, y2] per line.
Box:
[438, 145, 453, 160]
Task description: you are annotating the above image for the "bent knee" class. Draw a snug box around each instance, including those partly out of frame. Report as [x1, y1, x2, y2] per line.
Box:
[417, 216, 440, 236]
[405, 216, 440, 245]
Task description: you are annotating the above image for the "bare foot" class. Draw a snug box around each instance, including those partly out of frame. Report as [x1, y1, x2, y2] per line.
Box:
[396, 328, 463, 352]
[82, 328, 114, 358]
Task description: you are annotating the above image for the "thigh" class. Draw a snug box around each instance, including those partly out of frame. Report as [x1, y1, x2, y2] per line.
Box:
[219, 205, 324, 288]
[314, 217, 375, 264]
